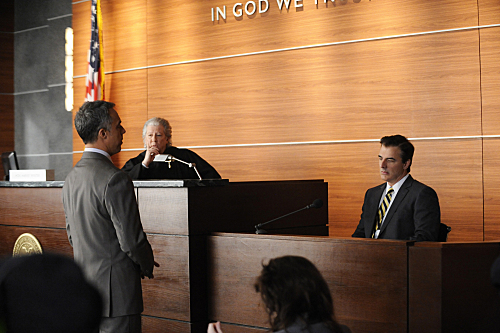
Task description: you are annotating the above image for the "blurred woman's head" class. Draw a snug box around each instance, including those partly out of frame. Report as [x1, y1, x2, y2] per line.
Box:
[254, 255, 341, 332]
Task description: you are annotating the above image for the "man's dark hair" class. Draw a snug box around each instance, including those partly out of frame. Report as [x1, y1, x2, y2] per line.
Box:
[380, 134, 414, 173]
[75, 101, 116, 144]
[0, 253, 102, 333]
[254, 256, 344, 333]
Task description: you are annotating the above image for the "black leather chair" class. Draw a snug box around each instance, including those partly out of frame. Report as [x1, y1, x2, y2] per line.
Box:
[438, 223, 451, 242]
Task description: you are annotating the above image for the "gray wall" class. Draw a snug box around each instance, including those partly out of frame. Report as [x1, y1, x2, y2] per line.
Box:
[14, 0, 73, 180]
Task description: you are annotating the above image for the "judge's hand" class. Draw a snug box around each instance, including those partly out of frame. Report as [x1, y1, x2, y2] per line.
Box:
[208, 321, 223, 333]
[142, 144, 161, 167]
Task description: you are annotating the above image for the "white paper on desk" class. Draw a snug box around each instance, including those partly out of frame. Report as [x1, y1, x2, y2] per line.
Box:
[153, 154, 170, 162]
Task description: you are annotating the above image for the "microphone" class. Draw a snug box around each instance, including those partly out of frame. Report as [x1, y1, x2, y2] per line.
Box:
[255, 199, 323, 234]
[153, 154, 202, 180]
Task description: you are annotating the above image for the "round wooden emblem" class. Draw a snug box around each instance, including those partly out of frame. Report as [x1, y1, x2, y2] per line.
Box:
[12, 233, 43, 256]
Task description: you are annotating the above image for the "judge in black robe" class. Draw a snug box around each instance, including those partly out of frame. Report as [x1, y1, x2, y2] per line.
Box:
[121, 117, 221, 180]
[122, 146, 220, 180]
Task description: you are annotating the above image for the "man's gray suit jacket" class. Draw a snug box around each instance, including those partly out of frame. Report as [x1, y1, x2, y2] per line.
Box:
[63, 151, 154, 317]
[352, 175, 440, 241]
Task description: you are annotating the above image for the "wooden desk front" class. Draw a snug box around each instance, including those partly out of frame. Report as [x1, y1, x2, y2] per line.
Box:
[1, 182, 499, 333]
[207, 233, 500, 333]
[0, 180, 328, 333]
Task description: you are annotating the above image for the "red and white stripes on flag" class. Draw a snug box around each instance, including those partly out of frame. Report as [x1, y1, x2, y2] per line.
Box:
[85, 0, 105, 101]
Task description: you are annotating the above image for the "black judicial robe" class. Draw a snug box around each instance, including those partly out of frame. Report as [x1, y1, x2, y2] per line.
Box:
[121, 146, 221, 180]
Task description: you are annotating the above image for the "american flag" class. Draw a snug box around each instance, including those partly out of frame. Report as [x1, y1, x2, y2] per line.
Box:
[85, 0, 105, 101]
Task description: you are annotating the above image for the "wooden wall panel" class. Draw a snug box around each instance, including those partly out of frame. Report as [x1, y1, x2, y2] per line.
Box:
[111, 149, 142, 168]
[0, 1, 14, 182]
[0, 0, 14, 32]
[147, 0, 478, 65]
[480, 27, 500, 135]
[73, 152, 82, 167]
[147, 31, 481, 148]
[74, 151, 142, 171]
[105, 70, 149, 150]
[484, 139, 500, 240]
[479, 0, 500, 25]
[73, 0, 147, 77]
[72, 0, 91, 78]
[73, 77, 86, 153]
[0, 95, 14, 181]
[0, 33, 13, 93]
[84, 137, 483, 242]
[72, 70, 148, 154]
[99, 0, 147, 73]
[136, 139, 481, 241]
[71, 0, 500, 241]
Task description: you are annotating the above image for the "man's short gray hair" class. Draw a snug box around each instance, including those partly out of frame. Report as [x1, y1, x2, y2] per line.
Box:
[75, 101, 115, 144]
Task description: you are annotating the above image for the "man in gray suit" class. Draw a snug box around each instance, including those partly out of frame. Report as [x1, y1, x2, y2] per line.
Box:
[352, 135, 440, 241]
[63, 101, 158, 333]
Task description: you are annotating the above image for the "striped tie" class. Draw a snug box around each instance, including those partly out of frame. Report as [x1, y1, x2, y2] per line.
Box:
[372, 188, 394, 238]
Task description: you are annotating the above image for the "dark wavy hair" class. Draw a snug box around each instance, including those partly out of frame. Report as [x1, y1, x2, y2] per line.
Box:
[380, 134, 414, 172]
[254, 256, 344, 332]
[74, 101, 115, 144]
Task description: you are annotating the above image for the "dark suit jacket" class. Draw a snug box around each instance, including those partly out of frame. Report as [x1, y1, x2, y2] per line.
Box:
[63, 152, 154, 317]
[122, 146, 221, 180]
[352, 175, 440, 241]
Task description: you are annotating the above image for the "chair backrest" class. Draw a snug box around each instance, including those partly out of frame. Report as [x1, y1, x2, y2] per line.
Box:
[1, 151, 19, 181]
[438, 223, 451, 242]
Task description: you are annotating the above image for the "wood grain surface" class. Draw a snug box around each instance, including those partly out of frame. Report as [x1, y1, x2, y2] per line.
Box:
[142, 316, 202, 333]
[409, 242, 500, 333]
[142, 234, 191, 321]
[135, 139, 481, 241]
[138, 181, 327, 236]
[480, 26, 500, 135]
[479, 0, 500, 25]
[72, 0, 90, 79]
[0, 225, 72, 257]
[73, 138, 484, 242]
[0, 2, 14, 182]
[145, 0, 478, 66]
[0, 187, 66, 228]
[0, 1, 14, 32]
[73, 0, 148, 75]
[208, 233, 410, 333]
[72, 71, 148, 153]
[71, 0, 500, 241]
[483, 138, 500, 240]
[0, 95, 14, 181]
[0, 33, 13, 93]
[146, 30, 481, 147]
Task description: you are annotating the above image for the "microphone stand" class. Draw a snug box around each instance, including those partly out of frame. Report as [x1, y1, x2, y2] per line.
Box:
[153, 154, 202, 180]
[255, 199, 323, 234]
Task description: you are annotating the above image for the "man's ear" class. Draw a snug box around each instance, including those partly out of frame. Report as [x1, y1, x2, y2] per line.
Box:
[403, 159, 411, 170]
[98, 128, 107, 140]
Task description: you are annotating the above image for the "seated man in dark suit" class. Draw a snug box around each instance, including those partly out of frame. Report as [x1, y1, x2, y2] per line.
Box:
[122, 117, 221, 180]
[352, 135, 440, 241]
